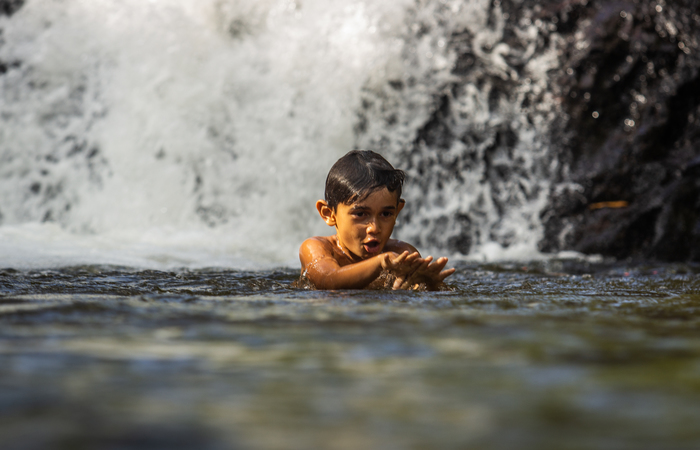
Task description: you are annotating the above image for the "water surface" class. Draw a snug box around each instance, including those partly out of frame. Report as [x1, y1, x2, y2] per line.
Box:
[2, 260, 700, 449]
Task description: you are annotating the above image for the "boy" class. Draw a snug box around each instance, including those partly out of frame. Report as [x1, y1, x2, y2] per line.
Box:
[298, 150, 455, 290]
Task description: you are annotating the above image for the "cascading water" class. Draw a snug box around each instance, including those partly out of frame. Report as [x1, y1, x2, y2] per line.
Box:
[1, 0, 698, 268]
[1, 0, 540, 268]
[1, 0, 418, 267]
[353, 0, 563, 260]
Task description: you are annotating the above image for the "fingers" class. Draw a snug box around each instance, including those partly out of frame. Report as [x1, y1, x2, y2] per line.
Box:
[427, 256, 448, 274]
[437, 267, 456, 281]
[382, 251, 406, 269]
[390, 250, 421, 265]
[419, 259, 432, 275]
[405, 253, 425, 271]
[408, 256, 456, 283]
[404, 252, 421, 263]
[393, 250, 409, 264]
[385, 252, 456, 288]
[410, 255, 435, 276]
[388, 251, 422, 271]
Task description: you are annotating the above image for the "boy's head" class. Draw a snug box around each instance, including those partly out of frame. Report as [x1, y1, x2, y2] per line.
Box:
[317, 150, 406, 259]
[324, 150, 405, 210]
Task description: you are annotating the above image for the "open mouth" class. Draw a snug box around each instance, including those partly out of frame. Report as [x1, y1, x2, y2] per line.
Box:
[363, 240, 381, 254]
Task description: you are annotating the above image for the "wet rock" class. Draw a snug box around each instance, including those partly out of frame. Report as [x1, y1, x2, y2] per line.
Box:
[539, 0, 700, 262]
[0, 0, 26, 82]
[0, 0, 24, 16]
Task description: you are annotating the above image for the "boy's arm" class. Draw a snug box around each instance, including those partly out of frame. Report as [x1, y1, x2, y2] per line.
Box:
[299, 238, 419, 290]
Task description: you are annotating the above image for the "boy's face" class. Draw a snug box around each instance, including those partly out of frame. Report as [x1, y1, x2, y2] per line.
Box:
[321, 187, 404, 261]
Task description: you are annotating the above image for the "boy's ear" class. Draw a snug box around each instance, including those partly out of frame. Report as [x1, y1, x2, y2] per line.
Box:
[316, 200, 336, 226]
[397, 198, 405, 214]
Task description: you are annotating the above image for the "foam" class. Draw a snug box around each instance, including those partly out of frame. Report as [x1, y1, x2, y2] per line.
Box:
[0, 0, 564, 269]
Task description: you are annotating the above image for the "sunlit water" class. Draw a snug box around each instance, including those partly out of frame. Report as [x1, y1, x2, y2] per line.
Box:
[2, 260, 700, 449]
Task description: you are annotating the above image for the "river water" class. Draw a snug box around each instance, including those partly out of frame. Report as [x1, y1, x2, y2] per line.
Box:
[2, 260, 700, 449]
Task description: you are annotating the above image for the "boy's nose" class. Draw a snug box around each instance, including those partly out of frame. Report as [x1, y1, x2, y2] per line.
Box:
[367, 219, 380, 234]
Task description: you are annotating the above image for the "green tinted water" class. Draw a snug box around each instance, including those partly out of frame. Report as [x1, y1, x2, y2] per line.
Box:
[1, 260, 700, 449]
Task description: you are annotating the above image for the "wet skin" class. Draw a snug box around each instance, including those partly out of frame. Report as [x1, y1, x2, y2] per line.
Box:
[299, 188, 455, 290]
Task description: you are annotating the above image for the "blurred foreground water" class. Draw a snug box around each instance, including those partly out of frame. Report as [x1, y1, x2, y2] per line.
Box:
[2, 260, 700, 450]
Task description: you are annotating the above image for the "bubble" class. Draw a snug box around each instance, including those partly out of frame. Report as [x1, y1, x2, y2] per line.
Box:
[592, 111, 599, 118]
[624, 118, 635, 127]
[655, 5, 662, 13]
[620, 11, 627, 19]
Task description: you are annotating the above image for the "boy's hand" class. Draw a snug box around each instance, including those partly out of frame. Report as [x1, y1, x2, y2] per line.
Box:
[380, 251, 422, 288]
[394, 255, 455, 290]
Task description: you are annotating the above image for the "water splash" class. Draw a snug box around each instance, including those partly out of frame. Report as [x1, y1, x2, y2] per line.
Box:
[0, 0, 413, 267]
[354, 0, 563, 260]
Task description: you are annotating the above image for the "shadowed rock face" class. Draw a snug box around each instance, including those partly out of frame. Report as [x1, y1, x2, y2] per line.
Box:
[0, 0, 25, 77]
[538, 0, 700, 261]
[0, 0, 24, 17]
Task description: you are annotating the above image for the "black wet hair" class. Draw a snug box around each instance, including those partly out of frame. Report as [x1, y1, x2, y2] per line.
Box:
[324, 150, 405, 209]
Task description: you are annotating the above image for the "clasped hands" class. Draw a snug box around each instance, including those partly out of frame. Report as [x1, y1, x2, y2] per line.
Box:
[381, 251, 455, 290]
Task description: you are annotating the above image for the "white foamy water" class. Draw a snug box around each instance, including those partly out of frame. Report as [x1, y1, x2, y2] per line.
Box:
[0, 0, 560, 269]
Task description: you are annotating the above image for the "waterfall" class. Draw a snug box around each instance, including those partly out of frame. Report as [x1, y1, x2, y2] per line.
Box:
[353, 0, 562, 260]
[1, 0, 416, 267]
[2, 0, 697, 268]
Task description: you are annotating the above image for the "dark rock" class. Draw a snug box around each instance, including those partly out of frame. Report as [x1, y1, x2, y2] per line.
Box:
[0, 1, 26, 80]
[0, 0, 24, 16]
[539, 0, 700, 262]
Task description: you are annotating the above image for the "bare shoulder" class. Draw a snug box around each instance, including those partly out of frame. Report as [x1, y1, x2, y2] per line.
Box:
[299, 236, 334, 255]
[299, 236, 339, 267]
[300, 235, 333, 247]
[384, 238, 419, 255]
